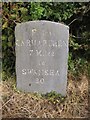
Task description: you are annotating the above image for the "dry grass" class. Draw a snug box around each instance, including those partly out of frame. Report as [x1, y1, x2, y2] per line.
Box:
[1, 75, 89, 118]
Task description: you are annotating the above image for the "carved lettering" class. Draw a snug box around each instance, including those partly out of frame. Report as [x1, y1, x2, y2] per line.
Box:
[63, 41, 67, 46]
[29, 50, 54, 57]
[36, 78, 44, 84]
[55, 70, 60, 76]
[27, 39, 31, 46]
[16, 39, 64, 48]
[50, 70, 54, 76]
[40, 78, 44, 84]
[29, 50, 33, 56]
[21, 41, 24, 46]
[36, 50, 42, 56]
[27, 69, 33, 74]
[44, 70, 49, 76]
[33, 70, 38, 75]
[16, 39, 19, 46]
[51, 51, 54, 56]
[22, 69, 60, 76]
[22, 69, 26, 75]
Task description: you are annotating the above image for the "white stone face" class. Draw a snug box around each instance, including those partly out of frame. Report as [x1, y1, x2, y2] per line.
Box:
[15, 20, 69, 96]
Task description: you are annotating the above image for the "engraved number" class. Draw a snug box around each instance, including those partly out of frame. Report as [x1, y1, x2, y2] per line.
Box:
[36, 78, 44, 84]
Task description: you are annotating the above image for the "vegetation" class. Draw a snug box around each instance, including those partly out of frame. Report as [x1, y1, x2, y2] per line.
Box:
[1, 2, 89, 118]
[2, 2, 90, 78]
[2, 75, 88, 118]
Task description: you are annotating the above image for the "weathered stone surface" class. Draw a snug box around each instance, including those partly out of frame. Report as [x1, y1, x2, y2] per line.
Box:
[15, 20, 69, 96]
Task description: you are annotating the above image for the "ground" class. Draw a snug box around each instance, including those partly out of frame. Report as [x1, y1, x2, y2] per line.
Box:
[1, 75, 89, 118]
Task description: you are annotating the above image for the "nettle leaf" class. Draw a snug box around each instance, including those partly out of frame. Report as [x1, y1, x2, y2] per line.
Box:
[10, 14, 17, 20]
[2, 35, 7, 41]
[2, 21, 8, 29]
[19, 7, 28, 15]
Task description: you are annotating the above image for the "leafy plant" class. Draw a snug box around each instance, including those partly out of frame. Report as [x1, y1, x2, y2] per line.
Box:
[2, 2, 89, 78]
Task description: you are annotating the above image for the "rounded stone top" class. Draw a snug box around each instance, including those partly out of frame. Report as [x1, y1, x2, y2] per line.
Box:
[16, 20, 69, 30]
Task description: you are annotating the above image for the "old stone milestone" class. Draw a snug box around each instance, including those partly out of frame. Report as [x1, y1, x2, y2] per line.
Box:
[15, 20, 69, 96]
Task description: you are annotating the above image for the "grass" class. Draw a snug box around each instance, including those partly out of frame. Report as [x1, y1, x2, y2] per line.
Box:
[1, 74, 89, 118]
